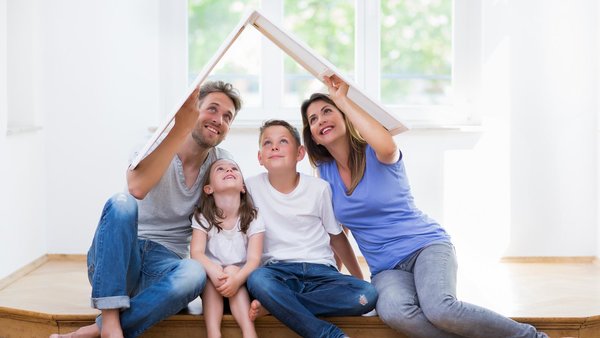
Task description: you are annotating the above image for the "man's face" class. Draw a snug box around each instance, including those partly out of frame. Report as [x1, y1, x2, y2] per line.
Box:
[191, 92, 236, 148]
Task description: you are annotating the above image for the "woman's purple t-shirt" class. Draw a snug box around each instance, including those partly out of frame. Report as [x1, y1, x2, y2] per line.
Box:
[318, 145, 451, 276]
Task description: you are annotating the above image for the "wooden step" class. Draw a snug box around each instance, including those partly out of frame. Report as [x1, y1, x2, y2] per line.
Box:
[2, 305, 600, 338]
[2, 255, 600, 337]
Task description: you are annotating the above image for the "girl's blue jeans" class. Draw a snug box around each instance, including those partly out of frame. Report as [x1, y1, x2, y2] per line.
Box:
[371, 242, 548, 338]
[247, 262, 378, 338]
[86, 193, 206, 338]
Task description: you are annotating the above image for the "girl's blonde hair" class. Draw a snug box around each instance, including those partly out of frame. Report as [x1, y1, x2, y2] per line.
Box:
[193, 159, 257, 233]
[300, 93, 367, 195]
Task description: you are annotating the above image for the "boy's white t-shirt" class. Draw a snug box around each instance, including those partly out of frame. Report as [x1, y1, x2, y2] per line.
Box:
[245, 173, 342, 267]
[191, 213, 265, 266]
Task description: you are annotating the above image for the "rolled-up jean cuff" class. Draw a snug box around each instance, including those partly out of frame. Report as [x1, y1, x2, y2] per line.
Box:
[91, 295, 130, 310]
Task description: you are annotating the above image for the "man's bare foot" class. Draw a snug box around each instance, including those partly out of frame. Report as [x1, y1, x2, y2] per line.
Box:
[49, 323, 100, 338]
[249, 299, 269, 321]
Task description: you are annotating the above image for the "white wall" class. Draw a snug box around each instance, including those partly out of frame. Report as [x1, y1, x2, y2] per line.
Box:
[41, 0, 161, 254]
[503, 1, 597, 256]
[598, 2, 600, 260]
[1, 0, 598, 279]
[0, 0, 47, 279]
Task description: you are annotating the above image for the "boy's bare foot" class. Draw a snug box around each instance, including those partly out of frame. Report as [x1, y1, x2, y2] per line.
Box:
[49, 323, 100, 338]
[249, 299, 269, 321]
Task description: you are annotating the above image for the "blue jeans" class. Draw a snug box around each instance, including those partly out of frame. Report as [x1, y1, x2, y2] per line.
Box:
[247, 262, 378, 338]
[371, 243, 548, 338]
[87, 193, 206, 337]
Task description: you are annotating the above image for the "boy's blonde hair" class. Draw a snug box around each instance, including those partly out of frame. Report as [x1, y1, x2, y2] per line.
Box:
[259, 119, 302, 147]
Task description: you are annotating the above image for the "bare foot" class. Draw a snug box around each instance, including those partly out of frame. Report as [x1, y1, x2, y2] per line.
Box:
[100, 308, 124, 338]
[249, 299, 269, 321]
[49, 323, 100, 338]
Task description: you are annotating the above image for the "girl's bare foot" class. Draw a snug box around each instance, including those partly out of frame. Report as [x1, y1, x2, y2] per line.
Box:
[248, 299, 269, 321]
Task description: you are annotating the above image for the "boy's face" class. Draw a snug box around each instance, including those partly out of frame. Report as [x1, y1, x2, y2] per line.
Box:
[258, 125, 305, 173]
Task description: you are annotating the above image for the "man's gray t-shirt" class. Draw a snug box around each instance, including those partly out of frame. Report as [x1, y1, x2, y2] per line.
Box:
[132, 147, 232, 258]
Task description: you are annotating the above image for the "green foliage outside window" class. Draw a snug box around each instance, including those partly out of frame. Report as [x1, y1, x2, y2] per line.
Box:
[381, 0, 452, 104]
[283, 0, 354, 105]
[188, 0, 453, 107]
[188, 0, 258, 81]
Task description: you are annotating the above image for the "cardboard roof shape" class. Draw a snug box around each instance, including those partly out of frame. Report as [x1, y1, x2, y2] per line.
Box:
[130, 9, 408, 169]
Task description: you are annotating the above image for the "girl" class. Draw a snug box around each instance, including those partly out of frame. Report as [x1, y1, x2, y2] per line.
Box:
[191, 159, 265, 338]
[300, 75, 548, 338]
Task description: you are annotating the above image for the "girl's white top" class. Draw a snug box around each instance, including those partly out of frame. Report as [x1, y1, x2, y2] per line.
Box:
[192, 213, 265, 266]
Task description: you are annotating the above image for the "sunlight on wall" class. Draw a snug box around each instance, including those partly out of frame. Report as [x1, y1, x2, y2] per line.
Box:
[447, 35, 512, 262]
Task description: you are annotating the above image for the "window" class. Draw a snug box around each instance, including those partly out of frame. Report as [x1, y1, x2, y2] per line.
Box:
[282, 0, 355, 107]
[380, 0, 452, 105]
[4, 0, 42, 134]
[188, 0, 261, 107]
[187, 0, 480, 127]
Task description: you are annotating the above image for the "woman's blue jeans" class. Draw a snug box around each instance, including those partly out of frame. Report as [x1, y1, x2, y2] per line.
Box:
[87, 193, 206, 337]
[247, 262, 378, 338]
[371, 243, 547, 338]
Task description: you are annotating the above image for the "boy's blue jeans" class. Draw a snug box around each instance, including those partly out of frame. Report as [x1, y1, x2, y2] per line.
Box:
[87, 193, 206, 337]
[247, 262, 378, 338]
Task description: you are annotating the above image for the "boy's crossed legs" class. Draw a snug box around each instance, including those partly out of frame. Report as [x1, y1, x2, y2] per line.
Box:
[247, 262, 377, 338]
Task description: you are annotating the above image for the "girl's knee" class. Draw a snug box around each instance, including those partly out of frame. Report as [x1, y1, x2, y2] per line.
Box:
[223, 265, 240, 275]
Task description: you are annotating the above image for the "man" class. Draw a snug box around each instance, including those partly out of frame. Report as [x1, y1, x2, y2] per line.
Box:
[51, 81, 242, 338]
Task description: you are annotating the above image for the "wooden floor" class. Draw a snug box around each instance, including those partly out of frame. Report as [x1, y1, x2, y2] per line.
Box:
[1, 255, 600, 337]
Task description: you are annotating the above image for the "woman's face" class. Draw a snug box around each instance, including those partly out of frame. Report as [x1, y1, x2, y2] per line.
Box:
[305, 100, 347, 147]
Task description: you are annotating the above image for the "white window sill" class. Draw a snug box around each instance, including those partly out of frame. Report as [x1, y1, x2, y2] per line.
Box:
[6, 125, 43, 136]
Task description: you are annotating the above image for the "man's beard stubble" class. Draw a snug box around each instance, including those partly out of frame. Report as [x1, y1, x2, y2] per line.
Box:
[191, 128, 220, 149]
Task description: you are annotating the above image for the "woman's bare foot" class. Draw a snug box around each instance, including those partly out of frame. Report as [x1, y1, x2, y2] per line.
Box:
[248, 299, 269, 321]
[49, 323, 100, 338]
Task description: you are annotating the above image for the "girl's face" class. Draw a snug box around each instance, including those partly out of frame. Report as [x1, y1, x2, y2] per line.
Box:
[305, 100, 347, 147]
[204, 159, 245, 195]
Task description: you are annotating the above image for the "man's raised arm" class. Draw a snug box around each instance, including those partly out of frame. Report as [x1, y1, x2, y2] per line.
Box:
[127, 87, 200, 199]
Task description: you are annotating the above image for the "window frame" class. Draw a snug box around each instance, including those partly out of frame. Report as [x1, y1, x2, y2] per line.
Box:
[176, 0, 481, 129]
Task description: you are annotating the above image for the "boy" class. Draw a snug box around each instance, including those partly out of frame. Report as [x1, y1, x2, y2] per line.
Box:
[245, 120, 377, 338]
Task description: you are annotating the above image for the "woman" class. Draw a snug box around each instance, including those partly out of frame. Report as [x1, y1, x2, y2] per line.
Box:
[300, 75, 547, 338]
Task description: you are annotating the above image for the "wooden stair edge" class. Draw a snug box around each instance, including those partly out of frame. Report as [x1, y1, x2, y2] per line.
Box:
[2, 305, 600, 327]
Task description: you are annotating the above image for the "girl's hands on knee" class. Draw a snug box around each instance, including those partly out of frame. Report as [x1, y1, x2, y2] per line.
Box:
[216, 265, 243, 297]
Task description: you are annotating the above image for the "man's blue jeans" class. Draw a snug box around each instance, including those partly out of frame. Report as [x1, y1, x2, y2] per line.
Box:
[87, 193, 206, 337]
[247, 262, 378, 338]
[372, 243, 547, 338]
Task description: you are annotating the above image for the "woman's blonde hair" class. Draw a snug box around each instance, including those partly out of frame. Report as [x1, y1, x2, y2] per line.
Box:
[300, 93, 367, 195]
[193, 159, 257, 233]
